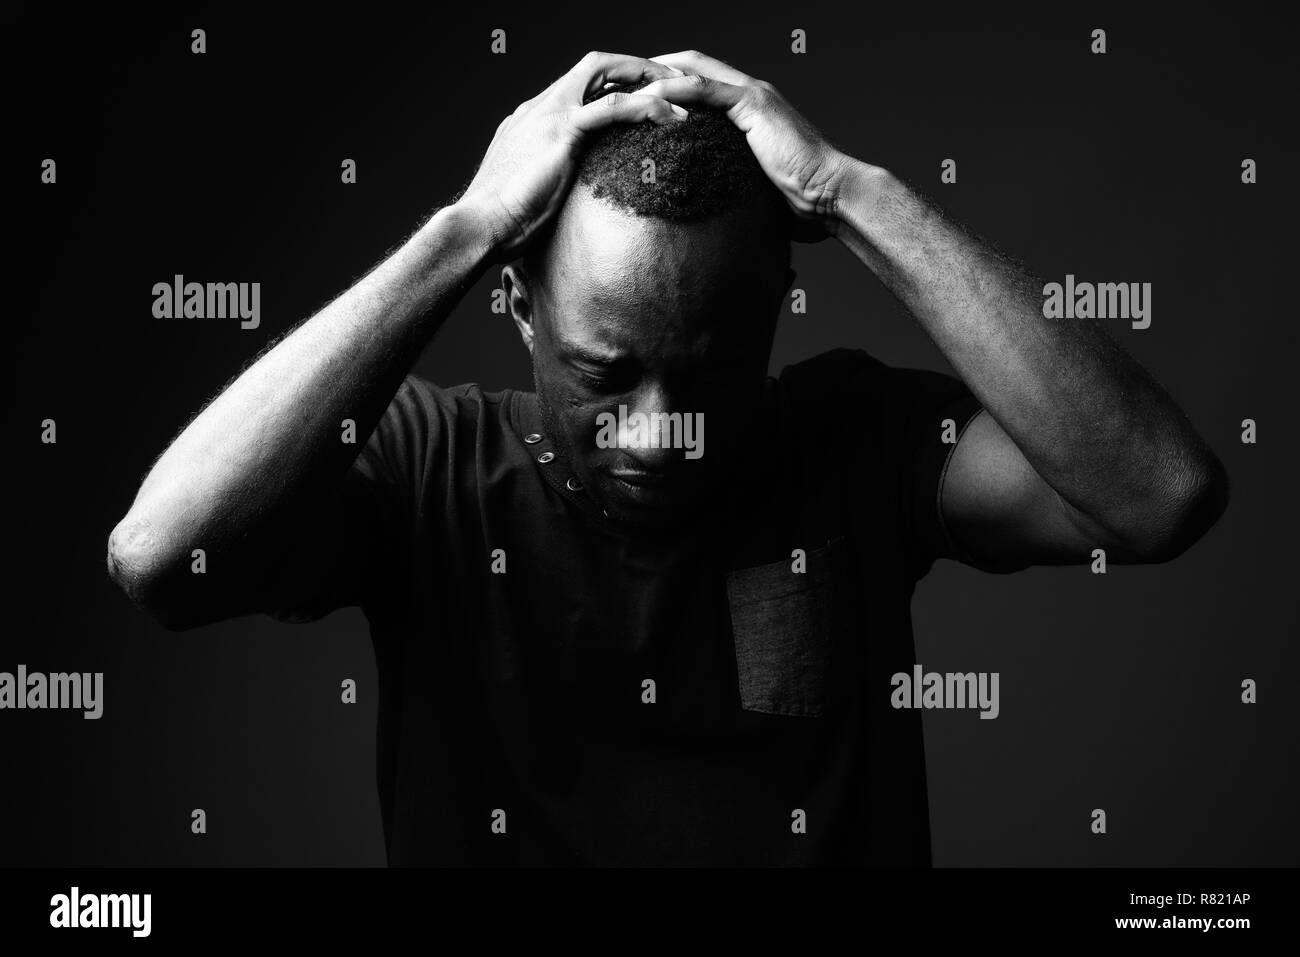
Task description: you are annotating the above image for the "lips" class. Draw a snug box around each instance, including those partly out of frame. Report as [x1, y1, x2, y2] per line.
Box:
[606, 471, 676, 506]
[608, 470, 669, 488]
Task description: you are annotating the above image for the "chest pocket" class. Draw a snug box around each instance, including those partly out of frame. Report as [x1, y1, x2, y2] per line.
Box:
[724, 538, 846, 718]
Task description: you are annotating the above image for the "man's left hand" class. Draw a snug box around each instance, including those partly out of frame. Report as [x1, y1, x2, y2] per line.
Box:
[638, 49, 859, 241]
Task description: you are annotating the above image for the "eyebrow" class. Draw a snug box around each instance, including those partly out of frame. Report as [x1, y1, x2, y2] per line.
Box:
[556, 339, 627, 367]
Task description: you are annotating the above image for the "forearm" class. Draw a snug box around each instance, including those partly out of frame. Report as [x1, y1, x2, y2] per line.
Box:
[833, 162, 1224, 544]
[109, 202, 494, 589]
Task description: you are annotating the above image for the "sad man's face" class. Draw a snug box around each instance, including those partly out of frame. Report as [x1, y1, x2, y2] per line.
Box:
[505, 187, 793, 532]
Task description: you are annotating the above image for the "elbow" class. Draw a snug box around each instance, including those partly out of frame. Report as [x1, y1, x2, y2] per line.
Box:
[1129, 453, 1231, 563]
[106, 518, 200, 632]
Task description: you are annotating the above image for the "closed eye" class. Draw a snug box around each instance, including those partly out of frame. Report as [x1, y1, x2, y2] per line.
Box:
[578, 370, 625, 394]
[572, 360, 634, 393]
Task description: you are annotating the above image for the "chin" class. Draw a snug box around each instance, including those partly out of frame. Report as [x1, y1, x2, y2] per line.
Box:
[594, 483, 708, 535]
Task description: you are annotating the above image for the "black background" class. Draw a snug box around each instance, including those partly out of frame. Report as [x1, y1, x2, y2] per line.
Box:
[5, 1, 1297, 866]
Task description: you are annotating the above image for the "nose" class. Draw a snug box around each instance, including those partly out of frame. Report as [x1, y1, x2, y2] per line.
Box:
[616, 382, 690, 472]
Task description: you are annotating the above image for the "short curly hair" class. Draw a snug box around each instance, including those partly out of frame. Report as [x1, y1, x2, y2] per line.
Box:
[519, 78, 792, 281]
[573, 78, 788, 222]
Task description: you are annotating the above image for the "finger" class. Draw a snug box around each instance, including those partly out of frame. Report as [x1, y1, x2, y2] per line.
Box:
[648, 50, 755, 86]
[635, 74, 748, 114]
[568, 90, 688, 135]
[560, 51, 684, 101]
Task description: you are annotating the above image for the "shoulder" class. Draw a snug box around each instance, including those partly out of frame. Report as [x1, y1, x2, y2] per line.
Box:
[777, 347, 884, 395]
[776, 347, 972, 419]
[362, 375, 520, 471]
[387, 374, 509, 412]
[378, 375, 515, 431]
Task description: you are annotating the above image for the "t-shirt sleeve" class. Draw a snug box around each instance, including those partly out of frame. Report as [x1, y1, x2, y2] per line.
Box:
[778, 348, 985, 581]
[258, 374, 440, 624]
[882, 363, 986, 579]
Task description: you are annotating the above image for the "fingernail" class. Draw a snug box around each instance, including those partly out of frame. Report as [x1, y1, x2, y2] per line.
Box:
[671, 104, 688, 118]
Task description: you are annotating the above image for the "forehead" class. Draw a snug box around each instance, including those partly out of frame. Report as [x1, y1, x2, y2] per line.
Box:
[538, 188, 787, 353]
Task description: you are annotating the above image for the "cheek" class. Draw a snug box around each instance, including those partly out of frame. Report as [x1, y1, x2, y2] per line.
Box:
[568, 402, 621, 459]
[541, 382, 610, 455]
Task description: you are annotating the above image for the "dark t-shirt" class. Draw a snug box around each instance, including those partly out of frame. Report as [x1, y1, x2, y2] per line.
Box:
[265, 347, 984, 866]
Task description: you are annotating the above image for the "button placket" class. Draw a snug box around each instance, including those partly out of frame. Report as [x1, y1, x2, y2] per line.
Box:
[514, 393, 597, 511]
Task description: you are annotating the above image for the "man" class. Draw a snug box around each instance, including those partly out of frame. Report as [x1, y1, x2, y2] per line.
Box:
[106, 50, 1228, 866]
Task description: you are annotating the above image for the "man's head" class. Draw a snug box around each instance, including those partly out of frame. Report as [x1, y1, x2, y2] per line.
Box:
[502, 79, 796, 533]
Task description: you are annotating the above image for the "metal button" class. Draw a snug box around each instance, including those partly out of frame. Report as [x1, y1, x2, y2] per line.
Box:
[524, 433, 542, 444]
[537, 451, 555, 464]
[566, 477, 583, 492]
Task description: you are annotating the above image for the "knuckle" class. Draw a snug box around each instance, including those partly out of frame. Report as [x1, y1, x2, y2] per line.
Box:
[554, 112, 581, 137]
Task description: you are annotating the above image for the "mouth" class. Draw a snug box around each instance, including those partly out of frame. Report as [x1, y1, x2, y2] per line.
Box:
[606, 470, 677, 508]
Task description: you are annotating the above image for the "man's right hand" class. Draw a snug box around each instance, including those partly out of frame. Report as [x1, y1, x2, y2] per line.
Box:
[106, 53, 685, 631]
[457, 52, 687, 260]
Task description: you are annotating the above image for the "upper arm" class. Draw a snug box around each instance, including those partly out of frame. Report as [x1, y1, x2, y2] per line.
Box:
[107, 475, 388, 632]
[246, 468, 404, 624]
[778, 348, 1120, 577]
[116, 376, 432, 630]
[250, 376, 435, 624]
[940, 409, 1145, 570]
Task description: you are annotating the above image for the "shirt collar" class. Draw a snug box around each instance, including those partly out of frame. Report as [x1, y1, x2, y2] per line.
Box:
[507, 381, 790, 543]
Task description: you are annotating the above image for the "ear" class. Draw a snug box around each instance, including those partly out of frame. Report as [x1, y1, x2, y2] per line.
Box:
[501, 264, 537, 356]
